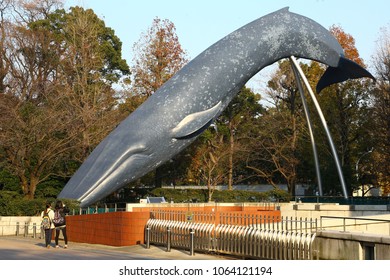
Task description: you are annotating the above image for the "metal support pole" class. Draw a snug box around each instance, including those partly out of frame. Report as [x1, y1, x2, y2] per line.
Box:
[16, 222, 19, 236]
[290, 56, 348, 199]
[146, 226, 150, 249]
[33, 223, 37, 239]
[24, 222, 28, 237]
[167, 227, 171, 252]
[290, 58, 323, 196]
[190, 228, 195, 256]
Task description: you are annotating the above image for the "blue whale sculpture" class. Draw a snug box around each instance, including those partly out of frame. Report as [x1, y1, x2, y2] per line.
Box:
[58, 8, 373, 206]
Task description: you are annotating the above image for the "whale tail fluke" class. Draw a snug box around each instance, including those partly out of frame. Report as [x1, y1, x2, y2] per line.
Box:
[316, 57, 375, 93]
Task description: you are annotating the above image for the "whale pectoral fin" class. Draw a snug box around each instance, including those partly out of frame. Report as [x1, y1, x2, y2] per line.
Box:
[172, 101, 222, 140]
[316, 57, 376, 93]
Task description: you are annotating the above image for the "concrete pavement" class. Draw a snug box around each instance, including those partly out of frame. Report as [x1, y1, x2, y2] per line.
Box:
[0, 236, 230, 260]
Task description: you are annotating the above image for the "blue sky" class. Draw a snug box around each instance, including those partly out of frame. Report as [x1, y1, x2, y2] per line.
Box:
[65, 0, 389, 69]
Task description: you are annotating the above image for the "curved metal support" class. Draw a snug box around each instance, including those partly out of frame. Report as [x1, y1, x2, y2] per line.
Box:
[290, 56, 348, 199]
[290, 58, 323, 196]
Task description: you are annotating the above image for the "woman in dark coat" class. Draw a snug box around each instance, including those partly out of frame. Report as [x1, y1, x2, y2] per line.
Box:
[53, 200, 69, 248]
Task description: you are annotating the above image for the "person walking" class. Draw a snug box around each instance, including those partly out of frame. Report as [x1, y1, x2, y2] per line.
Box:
[53, 200, 69, 249]
[41, 203, 55, 248]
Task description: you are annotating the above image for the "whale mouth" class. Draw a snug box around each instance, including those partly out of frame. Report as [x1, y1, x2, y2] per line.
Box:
[79, 154, 150, 206]
[66, 144, 148, 204]
[78, 152, 150, 206]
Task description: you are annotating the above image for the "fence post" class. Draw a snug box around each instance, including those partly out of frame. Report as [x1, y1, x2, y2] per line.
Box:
[24, 222, 28, 237]
[190, 228, 195, 256]
[33, 223, 37, 239]
[16, 222, 19, 236]
[146, 226, 150, 249]
[167, 227, 171, 252]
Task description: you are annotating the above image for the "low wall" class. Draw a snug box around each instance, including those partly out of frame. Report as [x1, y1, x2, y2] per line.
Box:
[0, 216, 42, 236]
[280, 202, 390, 219]
[315, 231, 390, 260]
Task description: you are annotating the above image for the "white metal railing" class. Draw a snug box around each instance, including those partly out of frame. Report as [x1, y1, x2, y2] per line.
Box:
[145, 218, 317, 260]
[320, 216, 390, 234]
[0, 222, 44, 238]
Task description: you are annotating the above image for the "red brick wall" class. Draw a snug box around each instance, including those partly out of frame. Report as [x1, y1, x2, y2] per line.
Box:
[66, 212, 150, 246]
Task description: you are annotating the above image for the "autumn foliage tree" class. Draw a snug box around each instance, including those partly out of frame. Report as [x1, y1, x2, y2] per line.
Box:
[128, 17, 188, 188]
[314, 25, 374, 195]
[131, 17, 188, 97]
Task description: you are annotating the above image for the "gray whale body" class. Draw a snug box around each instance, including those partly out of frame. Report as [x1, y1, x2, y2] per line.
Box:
[58, 8, 373, 206]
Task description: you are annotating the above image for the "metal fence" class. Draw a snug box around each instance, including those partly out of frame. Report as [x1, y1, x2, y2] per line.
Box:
[146, 211, 318, 260]
[0, 222, 44, 238]
[320, 215, 390, 234]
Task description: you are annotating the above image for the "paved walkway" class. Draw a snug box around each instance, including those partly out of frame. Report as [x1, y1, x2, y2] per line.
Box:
[0, 236, 230, 260]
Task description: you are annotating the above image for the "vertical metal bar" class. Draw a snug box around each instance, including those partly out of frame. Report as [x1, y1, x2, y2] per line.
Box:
[24, 222, 28, 237]
[305, 218, 308, 233]
[190, 228, 195, 256]
[300, 217, 303, 233]
[290, 56, 347, 199]
[167, 227, 171, 252]
[146, 226, 150, 249]
[16, 222, 19, 236]
[33, 223, 37, 239]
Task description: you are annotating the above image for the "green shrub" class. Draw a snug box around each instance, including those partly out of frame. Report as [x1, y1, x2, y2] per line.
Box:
[0, 191, 80, 216]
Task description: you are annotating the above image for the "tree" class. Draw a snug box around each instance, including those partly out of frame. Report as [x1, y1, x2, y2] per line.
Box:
[217, 87, 263, 190]
[0, 0, 12, 93]
[130, 17, 188, 188]
[189, 130, 229, 202]
[247, 60, 306, 196]
[371, 25, 390, 195]
[0, 0, 75, 199]
[311, 25, 374, 195]
[131, 17, 188, 97]
[56, 6, 130, 159]
[0, 3, 129, 199]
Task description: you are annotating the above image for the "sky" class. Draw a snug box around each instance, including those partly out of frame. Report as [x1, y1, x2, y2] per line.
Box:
[64, 0, 389, 92]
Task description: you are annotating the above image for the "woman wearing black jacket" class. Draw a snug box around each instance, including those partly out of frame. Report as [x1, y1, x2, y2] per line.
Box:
[53, 200, 69, 248]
